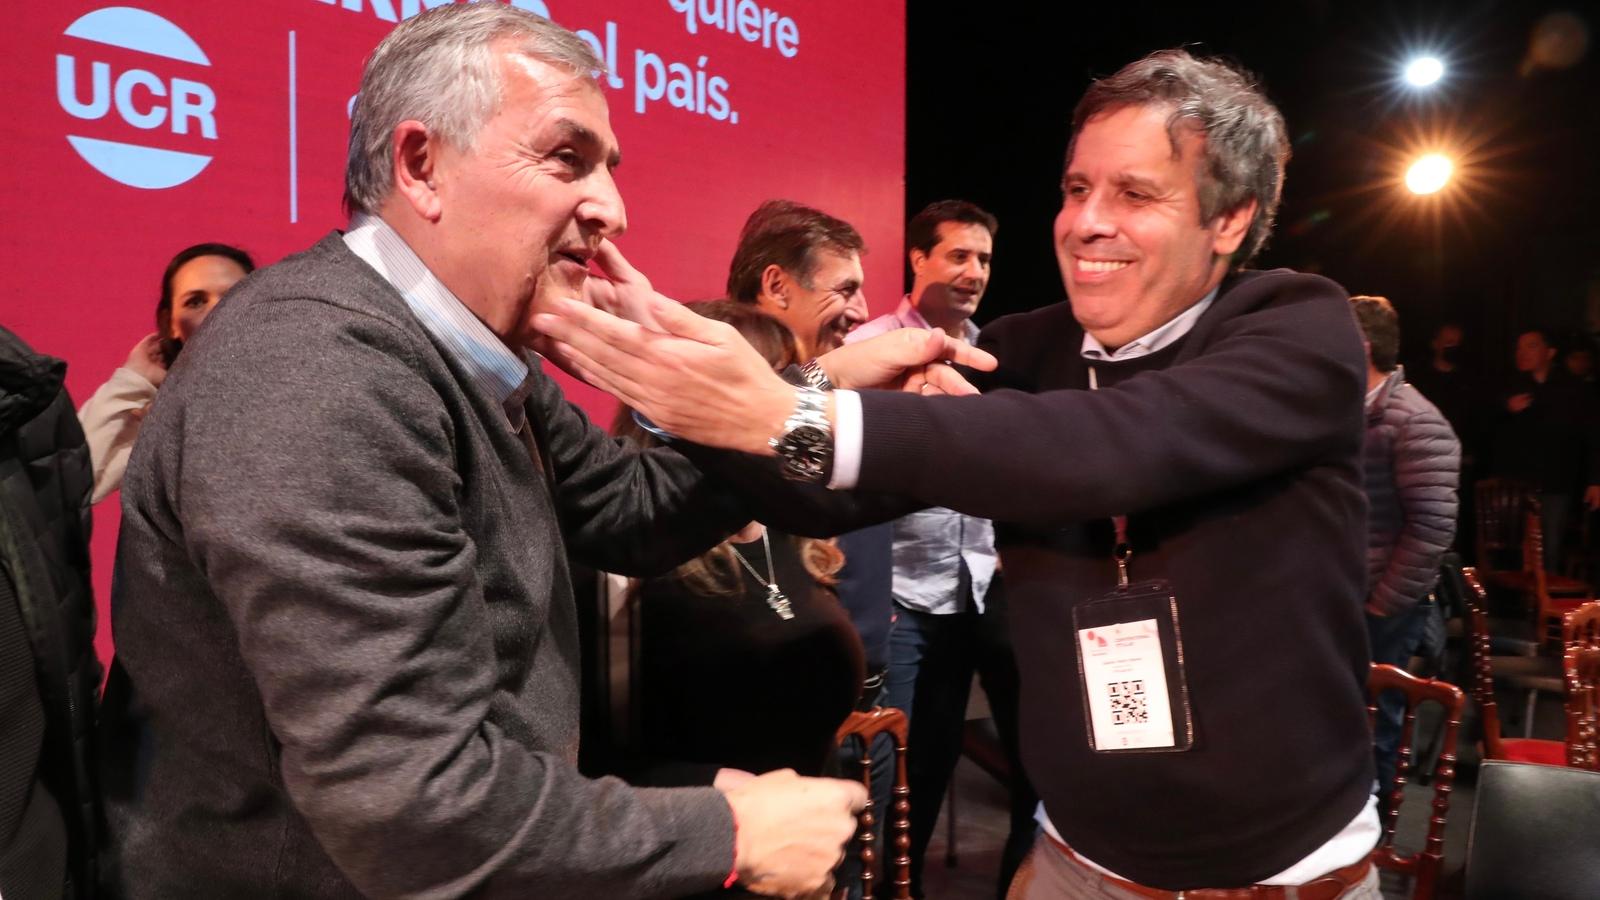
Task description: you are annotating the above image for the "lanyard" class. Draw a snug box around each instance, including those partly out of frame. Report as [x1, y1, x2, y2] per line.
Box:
[1088, 363, 1133, 587]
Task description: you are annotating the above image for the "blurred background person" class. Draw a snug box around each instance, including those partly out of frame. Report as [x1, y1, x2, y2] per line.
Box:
[1490, 328, 1600, 567]
[0, 325, 100, 900]
[76, 243, 253, 503]
[1565, 341, 1597, 387]
[1349, 296, 1459, 795]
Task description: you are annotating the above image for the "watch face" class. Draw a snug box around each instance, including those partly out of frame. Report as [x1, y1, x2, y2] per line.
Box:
[777, 424, 831, 480]
[784, 424, 829, 448]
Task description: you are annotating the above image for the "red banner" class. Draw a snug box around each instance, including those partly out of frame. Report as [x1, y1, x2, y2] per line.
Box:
[2, 0, 906, 666]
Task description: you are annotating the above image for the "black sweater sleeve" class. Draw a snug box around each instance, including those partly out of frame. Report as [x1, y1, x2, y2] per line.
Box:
[853, 272, 1366, 524]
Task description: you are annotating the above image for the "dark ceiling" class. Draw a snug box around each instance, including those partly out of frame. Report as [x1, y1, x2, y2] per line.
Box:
[906, 0, 1600, 369]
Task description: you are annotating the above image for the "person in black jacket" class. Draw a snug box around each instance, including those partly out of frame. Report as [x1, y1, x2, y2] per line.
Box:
[1490, 329, 1600, 567]
[1349, 296, 1460, 795]
[0, 325, 100, 900]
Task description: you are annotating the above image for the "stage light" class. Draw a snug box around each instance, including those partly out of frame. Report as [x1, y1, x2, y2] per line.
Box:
[1405, 153, 1454, 194]
[1403, 56, 1445, 87]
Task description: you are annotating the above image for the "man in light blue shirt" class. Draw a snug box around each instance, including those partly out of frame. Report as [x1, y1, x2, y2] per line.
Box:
[851, 200, 1033, 898]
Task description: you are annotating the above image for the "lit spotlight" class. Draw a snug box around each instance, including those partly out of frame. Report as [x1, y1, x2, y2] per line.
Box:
[1403, 56, 1445, 87]
[1405, 153, 1454, 194]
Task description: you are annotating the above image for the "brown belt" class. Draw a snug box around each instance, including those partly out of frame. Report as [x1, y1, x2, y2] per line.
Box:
[1042, 831, 1373, 900]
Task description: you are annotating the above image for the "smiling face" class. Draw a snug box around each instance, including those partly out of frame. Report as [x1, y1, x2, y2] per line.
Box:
[759, 249, 866, 359]
[1055, 103, 1253, 350]
[420, 48, 626, 349]
[168, 254, 249, 341]
[910, 221, 993, 330]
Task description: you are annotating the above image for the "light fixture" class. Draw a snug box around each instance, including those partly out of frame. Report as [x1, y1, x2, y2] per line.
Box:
[1405, 153, 1454, 194]
[1403, 56, 1445, 87]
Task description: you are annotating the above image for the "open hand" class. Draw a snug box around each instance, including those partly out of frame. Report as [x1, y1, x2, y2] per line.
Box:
[535, 294, 796, 455]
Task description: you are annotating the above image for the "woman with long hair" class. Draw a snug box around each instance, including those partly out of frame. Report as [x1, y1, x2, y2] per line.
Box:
[610, 300, 865, 787]
[77, 242, 254, 502]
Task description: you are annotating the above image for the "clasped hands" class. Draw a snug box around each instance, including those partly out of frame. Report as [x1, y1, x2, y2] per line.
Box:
[536, 239, 996, 455]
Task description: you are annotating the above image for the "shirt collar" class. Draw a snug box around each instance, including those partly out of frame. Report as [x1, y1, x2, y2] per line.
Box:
[343, 213, 533, 431]
[1080, 287, 1218, 362]
[898, 295, 981, 344]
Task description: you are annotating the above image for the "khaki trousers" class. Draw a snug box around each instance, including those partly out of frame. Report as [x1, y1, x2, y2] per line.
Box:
[1005, 841, 1383, 900]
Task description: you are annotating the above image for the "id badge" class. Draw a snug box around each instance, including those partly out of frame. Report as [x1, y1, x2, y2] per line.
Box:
[1071, 579, 1194, 753]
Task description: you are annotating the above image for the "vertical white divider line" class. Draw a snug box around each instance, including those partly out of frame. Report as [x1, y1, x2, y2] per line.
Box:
[289, 30, 299, 224]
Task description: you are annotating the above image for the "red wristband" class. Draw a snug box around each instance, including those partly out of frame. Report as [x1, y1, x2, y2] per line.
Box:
[723, 805, 740, 890]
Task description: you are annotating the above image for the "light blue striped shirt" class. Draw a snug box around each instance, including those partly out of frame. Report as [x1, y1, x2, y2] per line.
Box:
[846, 297, 996, 614]
[342, 213, 534, 432]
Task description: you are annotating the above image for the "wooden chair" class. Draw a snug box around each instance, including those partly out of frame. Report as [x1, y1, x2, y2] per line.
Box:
[834, 708, 911, 900]
[1461, 569, 1566, 759]
[1564, 602, 1600, 770]
[1522, 505, 1593, 648]
[1475, 478, 1535, 585]
[1367, 663, 1464, 900]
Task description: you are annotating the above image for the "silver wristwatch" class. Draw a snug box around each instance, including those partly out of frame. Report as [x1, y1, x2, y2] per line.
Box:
[769, 385, 833, 482]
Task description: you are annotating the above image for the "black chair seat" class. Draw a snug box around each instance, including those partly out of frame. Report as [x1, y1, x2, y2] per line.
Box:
[1464, 761, 1600, 899]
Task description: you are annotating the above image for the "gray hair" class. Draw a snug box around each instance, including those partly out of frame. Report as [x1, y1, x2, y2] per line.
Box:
[1067, 49, 1290, 267]
[343, 3, 602, 214]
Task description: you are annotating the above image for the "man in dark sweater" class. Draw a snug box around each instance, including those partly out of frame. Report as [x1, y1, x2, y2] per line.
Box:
[539, 49, 1381, 898]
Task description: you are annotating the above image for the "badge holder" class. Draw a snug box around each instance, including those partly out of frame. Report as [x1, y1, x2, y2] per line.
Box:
[1071, 572, 1195, 754]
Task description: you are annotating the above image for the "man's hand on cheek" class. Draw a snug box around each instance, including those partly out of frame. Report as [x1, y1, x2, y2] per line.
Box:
[534, 295, 797, 455]
[580, 238, 668, 332]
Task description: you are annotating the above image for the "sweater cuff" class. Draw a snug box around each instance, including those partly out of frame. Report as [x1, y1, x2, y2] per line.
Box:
[855, 390, 937, 494]
[632, 785, 738, 895]
[100, 365, 159, 403]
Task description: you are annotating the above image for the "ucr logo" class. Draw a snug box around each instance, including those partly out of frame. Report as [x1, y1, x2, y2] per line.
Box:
[56, 7, 217, 190]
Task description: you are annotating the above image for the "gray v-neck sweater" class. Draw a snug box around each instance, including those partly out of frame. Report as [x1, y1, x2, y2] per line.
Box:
[100, 234, 754, 898]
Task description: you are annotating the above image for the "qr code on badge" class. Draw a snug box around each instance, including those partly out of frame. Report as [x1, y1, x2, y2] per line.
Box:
[1107, 679, 1148, 725]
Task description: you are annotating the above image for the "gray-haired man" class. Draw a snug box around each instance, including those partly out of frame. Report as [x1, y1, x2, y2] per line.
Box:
[90, 5, 985, 897]
[539, 49, 1383, 898]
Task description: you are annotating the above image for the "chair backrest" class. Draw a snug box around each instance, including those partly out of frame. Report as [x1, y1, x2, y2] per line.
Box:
[1368, 663, 1465, 900]
[1522, 502, 1546, 584]
[834, 708, 911, 900]
[1566, 599, 1600, 647]
[1464, 761, 1600, 900]
[1477, 478, 1535, 571]
[1565, 602, 1600, 770]
[1460, 568, 1512, 760]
